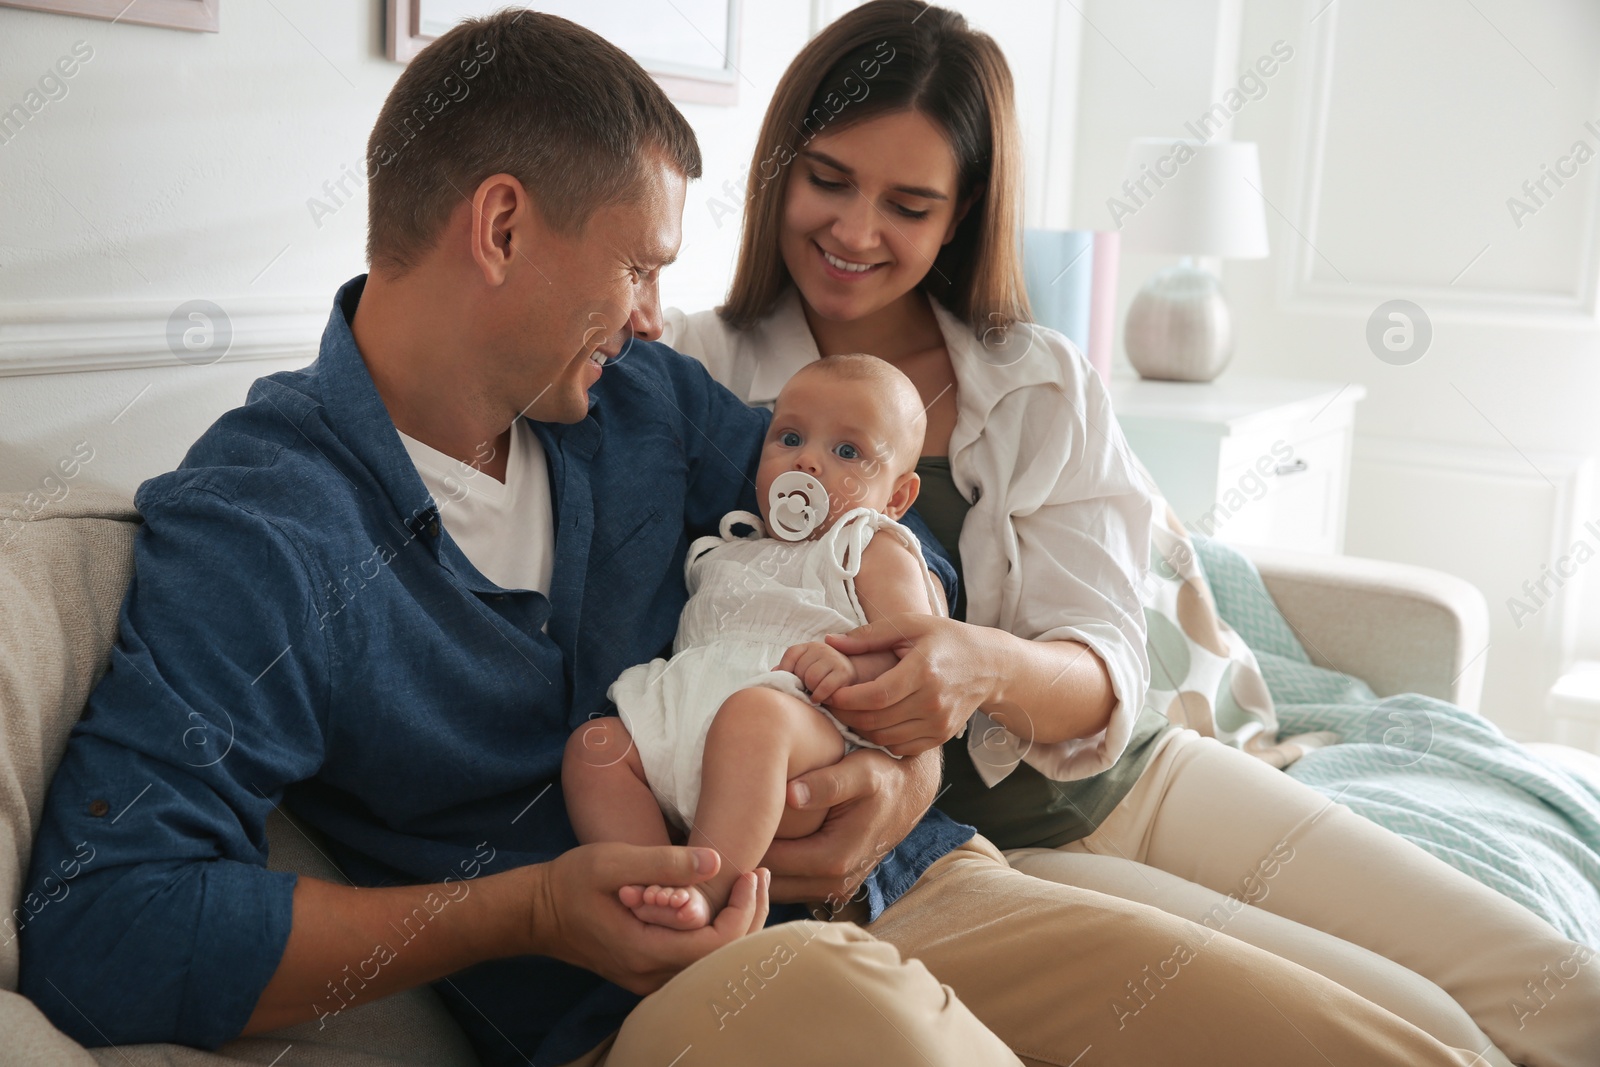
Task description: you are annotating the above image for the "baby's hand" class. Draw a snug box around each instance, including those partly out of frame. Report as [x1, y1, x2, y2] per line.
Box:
[777, 641, 858, 706]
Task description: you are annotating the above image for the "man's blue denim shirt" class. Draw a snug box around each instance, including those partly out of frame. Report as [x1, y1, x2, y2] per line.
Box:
[19, 276, 972, 1067]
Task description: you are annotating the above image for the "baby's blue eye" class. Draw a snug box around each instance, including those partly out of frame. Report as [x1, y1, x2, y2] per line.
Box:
[834, 443, 861, 460]
[780, 431, 802, 447]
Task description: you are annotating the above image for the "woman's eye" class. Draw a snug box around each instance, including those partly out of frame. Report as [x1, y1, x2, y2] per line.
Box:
[807, 174, 846, 191]
[834, 443, 861, 460]
[895, 205, 931, 220]
[780, 431, 802, 447]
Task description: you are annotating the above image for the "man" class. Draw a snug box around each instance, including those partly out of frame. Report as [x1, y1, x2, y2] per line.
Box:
[20, 12, 1486, 1067]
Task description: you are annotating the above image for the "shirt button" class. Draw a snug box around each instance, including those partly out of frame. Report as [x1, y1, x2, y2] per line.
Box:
[88, 799, 110, 817]
[426, 519, 440, 538]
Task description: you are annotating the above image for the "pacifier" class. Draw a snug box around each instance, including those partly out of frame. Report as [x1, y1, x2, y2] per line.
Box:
[767, 470, 830, 541]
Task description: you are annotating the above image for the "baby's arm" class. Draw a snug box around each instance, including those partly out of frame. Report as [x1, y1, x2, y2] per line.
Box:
[829, 532, 962, 752]
[778, 532, 939, 707]
[778, 641, 897, 706]
[852, 529, 938, 623]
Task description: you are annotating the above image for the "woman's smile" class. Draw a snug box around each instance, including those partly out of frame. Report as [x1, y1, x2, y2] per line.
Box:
[816, 240, 888, 281]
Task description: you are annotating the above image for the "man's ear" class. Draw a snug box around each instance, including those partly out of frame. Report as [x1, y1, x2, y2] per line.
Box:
[942, 185, 983, 246]
[470, 172, 530, 286]
[885, 471, 920, 520]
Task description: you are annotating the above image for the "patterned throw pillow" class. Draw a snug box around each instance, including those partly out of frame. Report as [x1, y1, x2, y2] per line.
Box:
[1135, 465, 1339, 768]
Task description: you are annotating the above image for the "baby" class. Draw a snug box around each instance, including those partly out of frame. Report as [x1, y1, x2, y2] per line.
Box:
[561, 353, 942, 929]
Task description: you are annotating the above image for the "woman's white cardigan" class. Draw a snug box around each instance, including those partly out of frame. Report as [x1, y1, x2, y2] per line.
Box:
[662, 288, 1153, 787]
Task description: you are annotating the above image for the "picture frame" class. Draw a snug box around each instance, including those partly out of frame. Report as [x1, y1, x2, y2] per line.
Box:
[385, 0, 741, 106]
[0, 0, 218, 32]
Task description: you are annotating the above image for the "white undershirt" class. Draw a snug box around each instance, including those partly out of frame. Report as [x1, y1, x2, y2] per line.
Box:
[397, 418, 554, 596]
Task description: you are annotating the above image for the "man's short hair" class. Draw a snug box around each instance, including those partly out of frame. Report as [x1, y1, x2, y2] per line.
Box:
[365, 10, 701, 274]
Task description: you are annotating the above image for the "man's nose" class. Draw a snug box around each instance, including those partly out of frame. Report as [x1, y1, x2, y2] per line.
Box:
[630, 279, 664, 343]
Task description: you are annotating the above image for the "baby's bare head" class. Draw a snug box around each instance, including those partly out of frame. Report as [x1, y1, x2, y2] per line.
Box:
[757, 353, 926, 531]
[786, 354, 926, 471]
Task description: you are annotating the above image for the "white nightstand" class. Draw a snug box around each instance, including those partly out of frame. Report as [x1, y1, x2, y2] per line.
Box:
[1108, 375, 1366, 554]
[1547, 663, 1600, 754]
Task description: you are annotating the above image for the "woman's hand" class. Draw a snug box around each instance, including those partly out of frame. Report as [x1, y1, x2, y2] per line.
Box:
[826, 617, 1117, 751]
[760, 747, 938, 909]
[822, 615, 1006, 755]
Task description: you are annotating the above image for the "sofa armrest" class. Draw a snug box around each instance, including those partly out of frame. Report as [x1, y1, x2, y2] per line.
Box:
[1239, 545, 1491, 714]
[0, 991, 98, 1066]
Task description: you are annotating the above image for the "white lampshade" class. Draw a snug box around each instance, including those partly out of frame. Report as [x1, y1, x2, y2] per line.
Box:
[1118, 139, 1270, 259]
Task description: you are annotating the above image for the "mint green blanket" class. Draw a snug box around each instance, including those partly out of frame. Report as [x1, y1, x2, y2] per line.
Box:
[1196, 537, 1600, 949]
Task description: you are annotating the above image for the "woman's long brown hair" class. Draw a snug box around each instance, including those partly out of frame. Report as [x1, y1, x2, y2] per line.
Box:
[719, 0, 1030, 335]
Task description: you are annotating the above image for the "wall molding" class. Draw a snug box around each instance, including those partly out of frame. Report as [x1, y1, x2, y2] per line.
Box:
[1280, 0, 1600, 323]
[1353, 434, 1591, 546]
[1352, 433, 1594, 657]
[0, 298, 324, 378]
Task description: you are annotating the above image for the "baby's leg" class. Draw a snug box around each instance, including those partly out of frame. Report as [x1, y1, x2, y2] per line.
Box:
[561, 716, 670, 847]
[631, 687, 847, 930]
[694, 688, 848, 902]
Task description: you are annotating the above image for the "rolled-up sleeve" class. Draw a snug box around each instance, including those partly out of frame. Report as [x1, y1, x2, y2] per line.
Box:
[973, 366, 1153, 786]
[19, 484, 327, 1048]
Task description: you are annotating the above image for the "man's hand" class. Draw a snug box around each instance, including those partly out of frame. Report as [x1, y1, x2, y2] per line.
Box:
[759, 747, 938, 909]
[532, 843, 769, 995]
[246, 842, 764, 1033]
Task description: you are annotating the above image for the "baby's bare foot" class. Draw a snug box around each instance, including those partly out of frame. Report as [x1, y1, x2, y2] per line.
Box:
[619, 883, 713, 930]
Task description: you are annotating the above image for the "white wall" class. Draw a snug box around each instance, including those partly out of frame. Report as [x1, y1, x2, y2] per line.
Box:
[1, 2, 390, 496]
[16, 0, 1583, 736]
[1233, 0, 1600, 738]
[0, 0, 1080, 502]
[1067, 0, 1600, 738]
[12, 0, 1584, 737]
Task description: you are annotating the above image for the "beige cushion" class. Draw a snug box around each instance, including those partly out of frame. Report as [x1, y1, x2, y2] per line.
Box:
[0, 488, 479, 1066]
[1242, 544, 1491, 715]
[0, 992, 99, 1065]
[0, 485, 138, 992]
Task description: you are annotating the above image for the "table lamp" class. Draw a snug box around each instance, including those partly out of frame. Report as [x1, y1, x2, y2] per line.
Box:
[1118, 139, 1270, 381]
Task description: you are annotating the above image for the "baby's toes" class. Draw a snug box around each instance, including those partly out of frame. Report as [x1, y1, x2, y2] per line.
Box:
[642, 884, 689, 908]
[674, 888, 712, 929]
[628, 886, 711, 930]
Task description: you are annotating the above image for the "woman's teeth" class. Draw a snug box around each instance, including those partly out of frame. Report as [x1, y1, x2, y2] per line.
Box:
[589, 351, 607, 367]
[823, 249, 876, 273]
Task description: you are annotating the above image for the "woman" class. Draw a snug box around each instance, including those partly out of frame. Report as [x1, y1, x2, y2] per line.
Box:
[660, 3, 1598, 1066]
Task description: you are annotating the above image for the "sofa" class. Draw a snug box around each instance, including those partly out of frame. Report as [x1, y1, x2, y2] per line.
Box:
[0, 484, 1568, 1065]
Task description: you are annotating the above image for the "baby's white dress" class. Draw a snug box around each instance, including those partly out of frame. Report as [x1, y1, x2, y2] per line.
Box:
[608, 507, 941, 830]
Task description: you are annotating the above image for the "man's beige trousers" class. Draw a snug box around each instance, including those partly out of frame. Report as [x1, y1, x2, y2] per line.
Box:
[564, 833, 1508, 1066]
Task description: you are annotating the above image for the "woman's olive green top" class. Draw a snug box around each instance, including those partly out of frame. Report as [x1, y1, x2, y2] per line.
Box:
[913, 456, 1174, 851]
